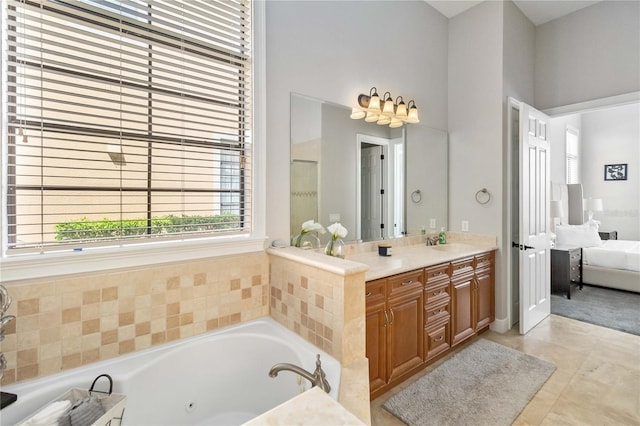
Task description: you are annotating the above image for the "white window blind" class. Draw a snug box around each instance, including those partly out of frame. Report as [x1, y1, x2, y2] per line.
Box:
[566, 126, 579, 184]
[3, 0, 252, 254]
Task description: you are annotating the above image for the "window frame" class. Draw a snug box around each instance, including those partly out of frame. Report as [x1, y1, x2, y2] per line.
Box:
[565, 125, 580, 184]
[0, 1, 267, 281]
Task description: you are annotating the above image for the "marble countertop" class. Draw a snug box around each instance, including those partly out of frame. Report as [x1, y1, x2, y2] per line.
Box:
[243, 387, 366, 426]
[347, 236, 498, 281]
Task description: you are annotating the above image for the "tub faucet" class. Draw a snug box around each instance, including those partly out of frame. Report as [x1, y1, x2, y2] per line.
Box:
[268, 354, 331, 393]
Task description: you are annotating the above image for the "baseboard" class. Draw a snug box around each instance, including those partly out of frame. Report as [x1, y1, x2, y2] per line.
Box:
[490, 317, 510, 333]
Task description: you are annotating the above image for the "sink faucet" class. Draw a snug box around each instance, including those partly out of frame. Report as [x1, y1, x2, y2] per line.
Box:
[268, 354, 331, 393]
[425, 235, 439, 246]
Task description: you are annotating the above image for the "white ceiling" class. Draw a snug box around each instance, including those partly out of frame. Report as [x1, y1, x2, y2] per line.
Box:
[425, 0, 603, 26]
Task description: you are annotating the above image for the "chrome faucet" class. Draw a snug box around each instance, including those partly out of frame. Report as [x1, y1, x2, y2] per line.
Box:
[425, 235, 439, 246]
[268, 354, 331, 393]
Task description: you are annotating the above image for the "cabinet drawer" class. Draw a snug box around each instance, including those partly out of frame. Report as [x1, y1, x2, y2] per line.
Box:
[451, 257, 474, 277]
[424, 263, 450, 283]
[424, 299, 450, 325]
[424, 280, 450, 305]
[424, 322, 450, 361]
[388, 270, 424, 299]
[365, 279, 386, 306]
[569, 249, 581, 262]
[570, 265, 581, 282]
[475, 251, 493, 269]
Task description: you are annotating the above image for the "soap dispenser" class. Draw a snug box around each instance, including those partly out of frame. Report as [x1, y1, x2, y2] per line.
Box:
[438, 227, 447, 244]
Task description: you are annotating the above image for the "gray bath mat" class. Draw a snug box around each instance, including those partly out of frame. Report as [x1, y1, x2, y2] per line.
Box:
[383, 339, 556, 426]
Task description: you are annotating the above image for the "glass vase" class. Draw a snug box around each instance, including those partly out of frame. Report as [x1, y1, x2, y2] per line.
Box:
[324, 238, 345, 258]
[291, 232, 321, 250]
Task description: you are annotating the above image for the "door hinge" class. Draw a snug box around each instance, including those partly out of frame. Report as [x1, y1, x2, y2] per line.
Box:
[380, 189, 385, 195]
[380, 154, 385, 160]
[380, 223, 385, 229]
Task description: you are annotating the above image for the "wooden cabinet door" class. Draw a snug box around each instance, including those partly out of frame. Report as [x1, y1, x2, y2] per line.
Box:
[387, 289, 424, 382]
[475, 268, 494, 331]
[366, 300, 387, 394]
[451, 274, 475, 346]
[365, 279, 387, 395]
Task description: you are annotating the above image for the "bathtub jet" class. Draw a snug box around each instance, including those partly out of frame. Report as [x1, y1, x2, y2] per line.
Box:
[269, 354, 331, 393]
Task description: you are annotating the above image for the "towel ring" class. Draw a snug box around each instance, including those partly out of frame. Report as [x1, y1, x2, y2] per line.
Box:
[411, 190, 422, 203]
[475, 188, 491, 205]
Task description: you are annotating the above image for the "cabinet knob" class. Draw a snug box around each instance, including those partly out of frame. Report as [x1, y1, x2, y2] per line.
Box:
[401, 280, 413, 286]
[365, 292, 372, 297]
[435, 336, 444, 342]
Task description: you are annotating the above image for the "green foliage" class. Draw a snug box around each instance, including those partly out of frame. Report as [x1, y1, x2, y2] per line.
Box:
[54, 213, 241, 241]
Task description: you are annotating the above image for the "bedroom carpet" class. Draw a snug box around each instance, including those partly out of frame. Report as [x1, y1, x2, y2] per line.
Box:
[551, 284, 640, 335]
[382, 339, 556, 426]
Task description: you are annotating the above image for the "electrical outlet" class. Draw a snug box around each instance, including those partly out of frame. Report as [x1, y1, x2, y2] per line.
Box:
[461, 220, 469, 232]
[429, 218, 436, 229]
[329, 213, 340, 223]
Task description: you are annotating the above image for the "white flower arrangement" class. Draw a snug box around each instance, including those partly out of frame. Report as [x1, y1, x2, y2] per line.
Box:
[327, 222, 348, 239]
[302, 220, 326, 234]
[293, 220, 325, 248]
[325, 222, 348, 258]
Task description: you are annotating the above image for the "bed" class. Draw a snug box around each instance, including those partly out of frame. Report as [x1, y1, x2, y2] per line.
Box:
[554, 183, 640, 293]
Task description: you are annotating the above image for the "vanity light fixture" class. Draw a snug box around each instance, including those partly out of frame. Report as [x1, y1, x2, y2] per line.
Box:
[352, 87, 420, 127]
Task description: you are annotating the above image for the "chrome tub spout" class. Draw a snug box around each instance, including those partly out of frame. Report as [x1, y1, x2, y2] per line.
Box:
[268, 354, 331, 393]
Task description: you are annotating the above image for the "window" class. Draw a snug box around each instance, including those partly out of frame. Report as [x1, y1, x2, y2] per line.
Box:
[2, 0, 253, 256]
[565, 126, 579, 184]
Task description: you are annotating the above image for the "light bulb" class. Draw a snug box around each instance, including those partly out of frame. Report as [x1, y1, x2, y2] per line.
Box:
[377, 115, 391, 125]
[350, 107, 365, 119]
[395, 101, 408, 120]
[406, 105, 420, 124]
[367, 89, 381, 113]
[389, 117, 403, 128]
[365, 111, 379, 122]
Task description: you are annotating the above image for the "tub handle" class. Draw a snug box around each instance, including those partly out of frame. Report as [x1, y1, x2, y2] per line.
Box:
[89, 374, 114, 396]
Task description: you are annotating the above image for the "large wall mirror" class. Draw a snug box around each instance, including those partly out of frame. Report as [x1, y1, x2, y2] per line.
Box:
[290, 93, 448, 244]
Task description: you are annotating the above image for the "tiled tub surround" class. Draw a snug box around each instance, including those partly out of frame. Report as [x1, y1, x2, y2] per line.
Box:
[0, 252, 269, 387]
[267, 247, 371, 423]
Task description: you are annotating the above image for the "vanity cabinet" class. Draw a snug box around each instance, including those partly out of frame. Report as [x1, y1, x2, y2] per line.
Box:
[365, 249, 495, 399]
[450, 257, 476, 346]
[365, 270, 424, 397]
[451, 253, 495, 347]
[423, 263, 451, 361]
[474, 251, 495, 331]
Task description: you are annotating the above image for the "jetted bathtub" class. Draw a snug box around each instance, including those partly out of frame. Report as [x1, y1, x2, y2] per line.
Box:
[1, 317, 340, 425]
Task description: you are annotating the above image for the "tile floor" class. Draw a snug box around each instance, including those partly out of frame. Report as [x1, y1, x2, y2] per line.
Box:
[370, 315, 640, 425]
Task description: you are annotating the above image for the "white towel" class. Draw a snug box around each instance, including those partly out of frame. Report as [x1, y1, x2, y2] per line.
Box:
[21, 400, 71, 426]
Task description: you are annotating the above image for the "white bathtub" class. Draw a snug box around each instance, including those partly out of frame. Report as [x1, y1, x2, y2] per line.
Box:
[1, 317, 341, 425]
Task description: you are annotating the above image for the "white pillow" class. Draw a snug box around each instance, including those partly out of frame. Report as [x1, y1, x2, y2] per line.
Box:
[555, 223, 602, 248]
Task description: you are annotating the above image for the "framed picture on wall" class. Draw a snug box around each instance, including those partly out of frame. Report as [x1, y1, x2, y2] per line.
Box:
[604, 163, 628, 181]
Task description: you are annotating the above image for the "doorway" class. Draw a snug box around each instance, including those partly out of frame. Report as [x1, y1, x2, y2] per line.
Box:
[356, 134, 398, 241]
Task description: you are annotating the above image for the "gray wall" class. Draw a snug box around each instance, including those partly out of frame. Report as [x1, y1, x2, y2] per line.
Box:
[448, 1, 505, 319]
[535, 1, 640, 109]
[266, 0, 448, 242]
[581, 103, 640, 240]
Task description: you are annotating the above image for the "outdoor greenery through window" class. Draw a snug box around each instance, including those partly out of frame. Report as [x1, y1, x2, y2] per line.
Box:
[2, 0, 253, 254]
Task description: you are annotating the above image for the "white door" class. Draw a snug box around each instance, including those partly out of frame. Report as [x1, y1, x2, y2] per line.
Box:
[361, 144, 384, 241]
[518, 103, 552, 334]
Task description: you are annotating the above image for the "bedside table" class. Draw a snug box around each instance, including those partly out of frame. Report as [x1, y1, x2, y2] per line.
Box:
[551, 247, 582, 299]
[598, 230, 617, 240]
